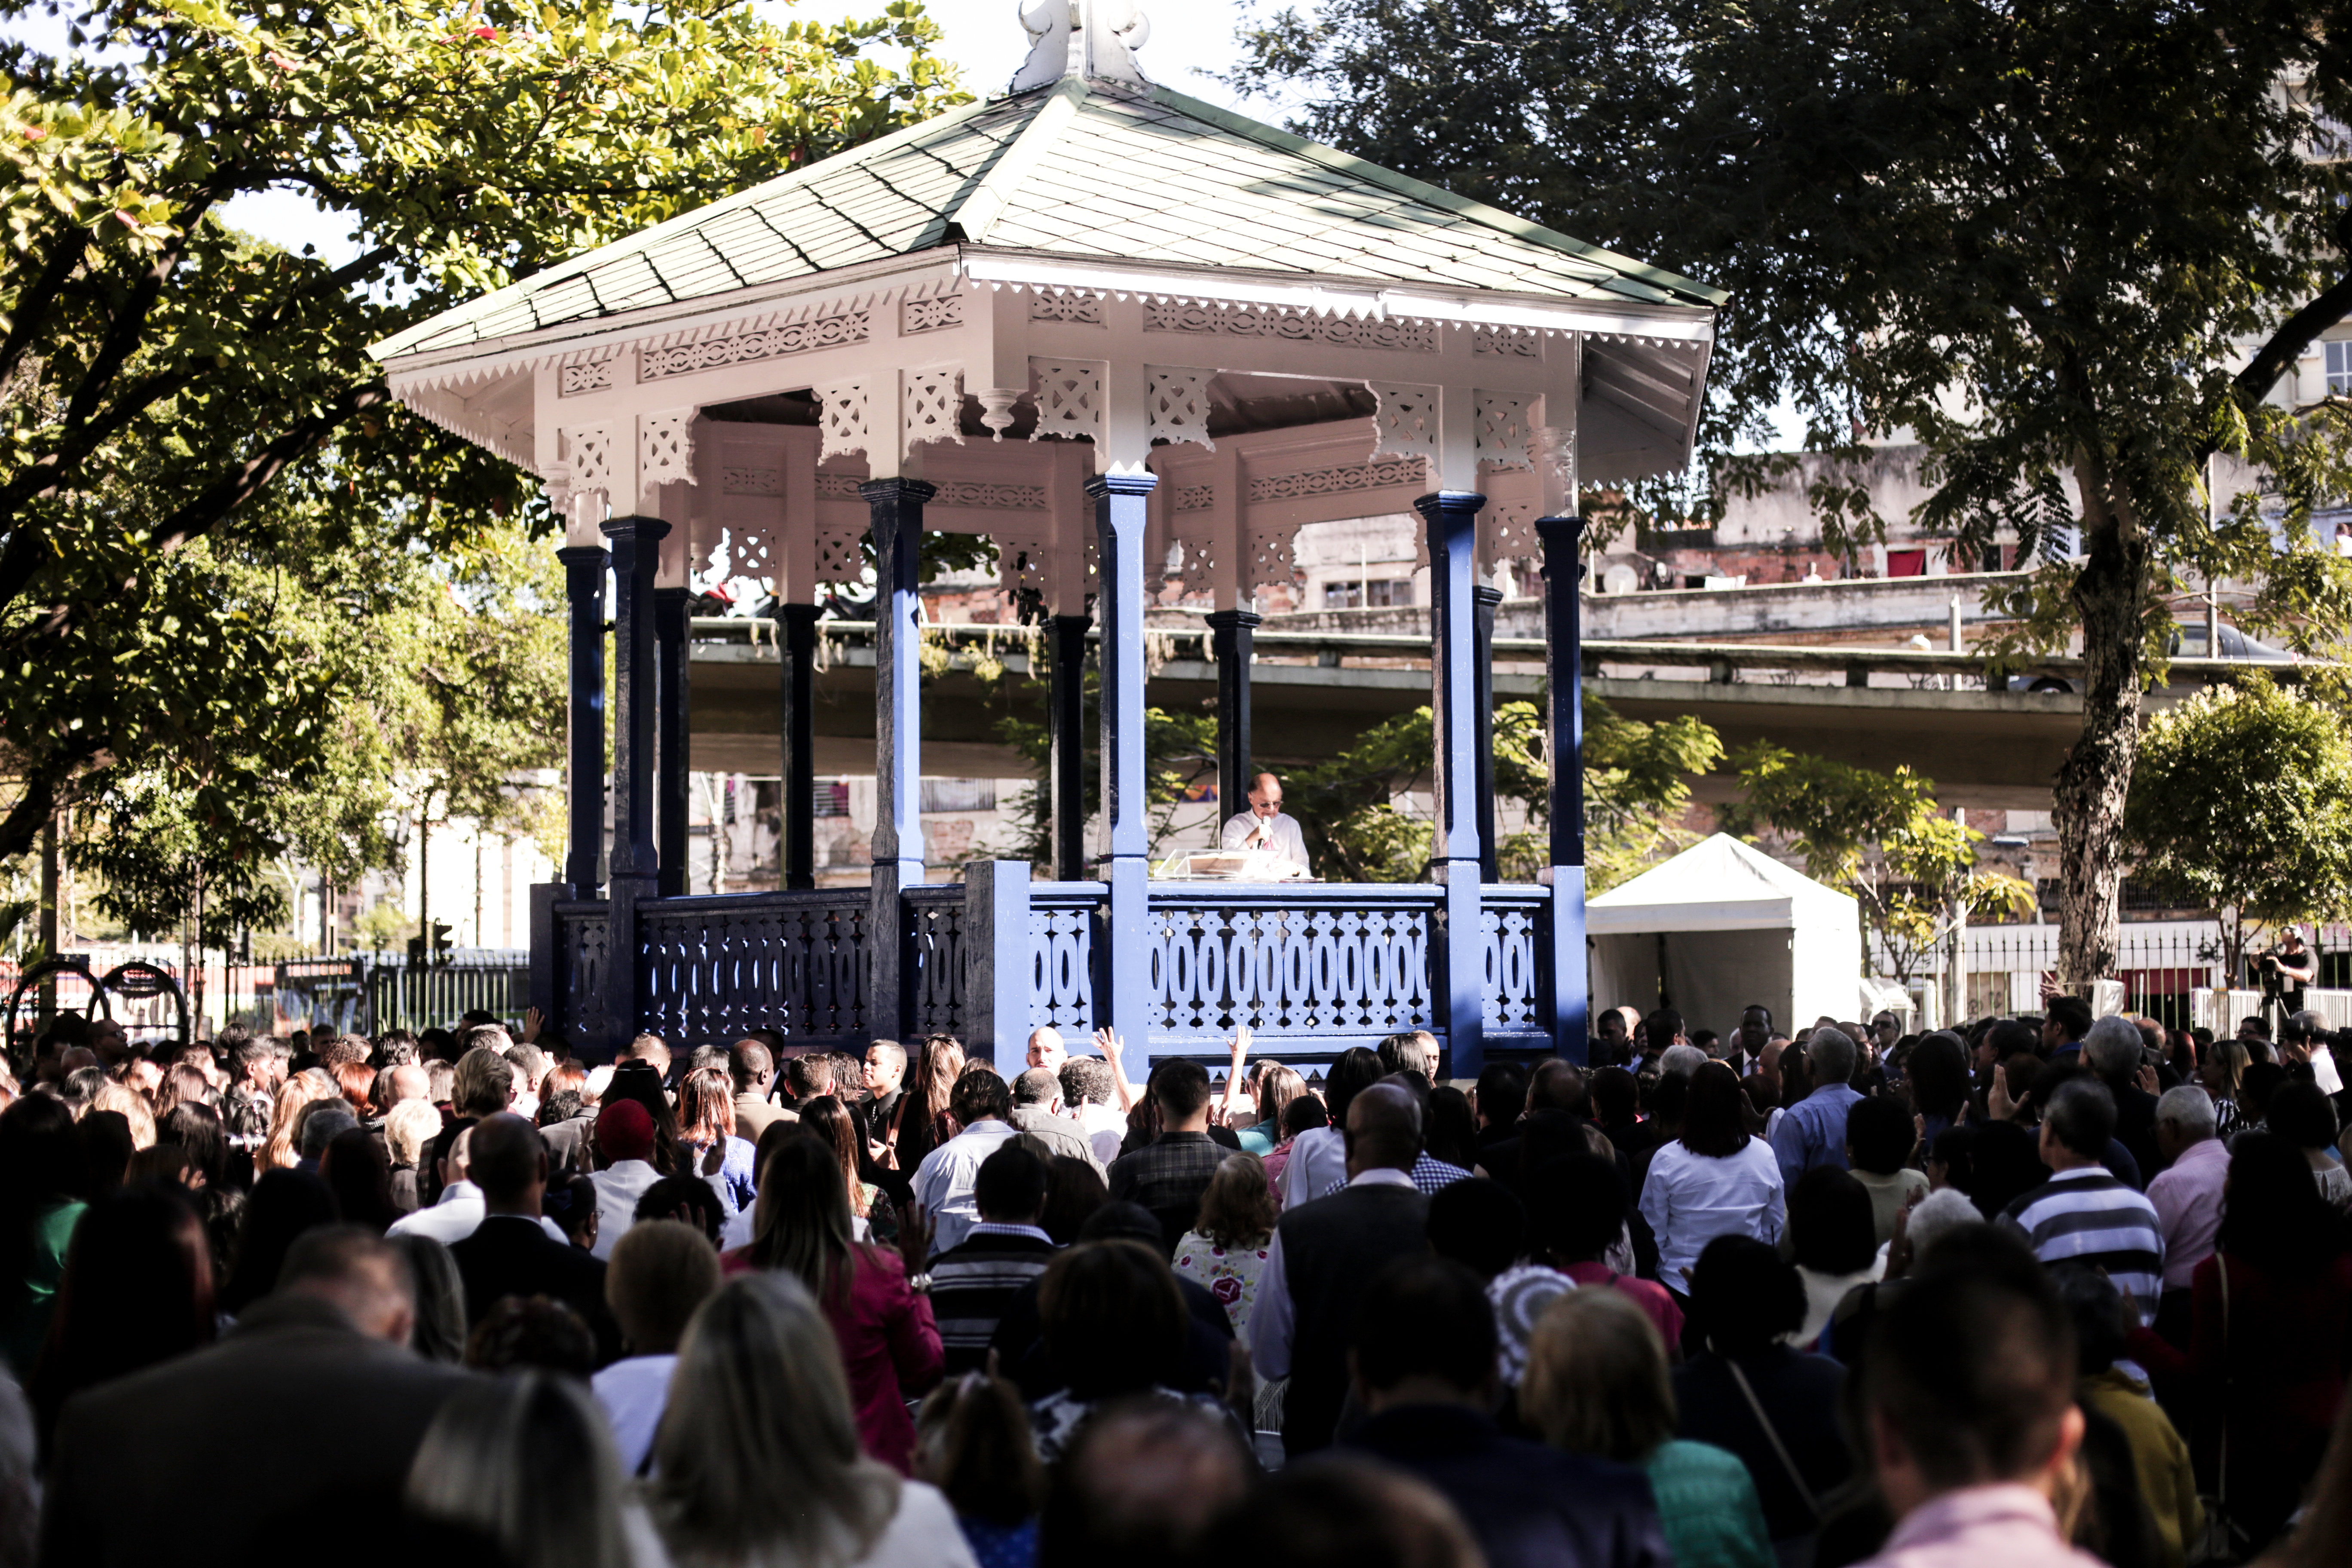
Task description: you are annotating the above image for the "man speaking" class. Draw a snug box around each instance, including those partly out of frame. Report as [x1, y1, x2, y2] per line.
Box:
[1222, 771, 1312, 879]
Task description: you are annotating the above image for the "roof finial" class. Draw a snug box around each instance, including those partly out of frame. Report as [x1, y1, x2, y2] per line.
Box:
[1010, 0, 1150, 93]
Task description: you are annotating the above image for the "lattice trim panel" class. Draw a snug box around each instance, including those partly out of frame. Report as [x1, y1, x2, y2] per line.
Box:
[1029, 904, 1098, 1032]
[1145, 905, 1433, 1034]
[1029, 291, 1106, 325]
[1473, 326, 1540, 357]
[1481, 906, 1542, 1030]
[1145, 300, 1437, 353]
[817, 379, 872, 463]
[558, 359, 617, 396]
[564, 422, 621, 493]
[902, 294, 965, 335]
[1147, 366, 1216, 450]
[932, 481, 1048, 511]
[1475, 392, 1534, 471]
[1249, 459, 1426, 505]
[721, 466, 783, 496]
[1031, 359, 1104, 442]
[640, 311, 869, 381]
[903, 367, 964, 450]
[815, 525, 867, 582]
[907, 894, 968, 1037]
[1171, 485, 1215, 513]
[640, 410, 696, 488]
[1369, 382, 1441, 468]
[637, 897, 870, 1045]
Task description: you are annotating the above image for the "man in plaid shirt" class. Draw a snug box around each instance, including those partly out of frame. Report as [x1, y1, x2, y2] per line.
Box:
[1106, 1058, 1230, 1245]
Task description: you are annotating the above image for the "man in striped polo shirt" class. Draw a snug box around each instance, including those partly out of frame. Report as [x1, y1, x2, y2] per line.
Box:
[927, 1140, 1058, 1373]
[1999, 1076, 2165, 1324]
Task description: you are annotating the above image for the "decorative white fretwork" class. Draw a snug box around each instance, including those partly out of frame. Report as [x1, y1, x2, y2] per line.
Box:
[932, 481, 1049, 511]
[816, 379, 873, 462]
[639, 410, 696, 488]
[1368, 383, 1442, 469]
[902, 295, 965, 335]
[1029, 291, 1106, 325]
[1249, 459, 1426, 505]
[816, 474, 862, 498]
[721, 467, 784, 496]
[815, 525, 867, 582]
[1147, 366, 1216, 450]
[976, 388, 1023, 442]
[563, 423, 620, 493]
[903, 367, 965, 450]
[558, 360, 616, 396]
[1171, 485, 1215, 513]
[1484, 501, 1540, 565]
[724, 521, 778, 579]
[639, 311, 869, 382]
[1474, 392, 1534, 471]
[538, 463, 572, 514]
[1473, 326, 1540, 358]
[1145, 299, 1437, 354]
[1030, 359, 1104, 442]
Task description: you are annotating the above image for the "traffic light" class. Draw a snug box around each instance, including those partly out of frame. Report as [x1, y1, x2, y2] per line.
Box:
[407, 922, 454, 965]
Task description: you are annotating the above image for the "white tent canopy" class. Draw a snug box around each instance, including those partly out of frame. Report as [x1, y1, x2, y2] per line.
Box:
[1587, 834, 1867, 1039]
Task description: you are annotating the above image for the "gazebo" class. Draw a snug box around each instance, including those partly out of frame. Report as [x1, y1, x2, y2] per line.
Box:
[370, 1, 1722, 1074]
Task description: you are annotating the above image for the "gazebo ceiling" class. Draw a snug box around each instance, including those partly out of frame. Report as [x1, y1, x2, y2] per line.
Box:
[701, 371, 1375, 443]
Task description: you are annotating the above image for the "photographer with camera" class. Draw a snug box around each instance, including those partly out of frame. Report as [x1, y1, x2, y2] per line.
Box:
[2251, 925, 2318, 1022]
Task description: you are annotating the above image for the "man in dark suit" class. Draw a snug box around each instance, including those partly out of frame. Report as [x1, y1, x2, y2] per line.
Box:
[447, 1112, 621, 1363]
[1247, 1081, 1430, 1454]
[40, 1226, 473, 1568]
[1347, 1256, 1672, 1568]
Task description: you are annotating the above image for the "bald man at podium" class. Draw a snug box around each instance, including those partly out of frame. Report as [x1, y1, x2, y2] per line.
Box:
[1221, 772, 1312, 879]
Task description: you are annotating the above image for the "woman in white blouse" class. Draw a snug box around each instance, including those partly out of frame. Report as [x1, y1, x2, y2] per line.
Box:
[1638, 1062, 1786, 1298]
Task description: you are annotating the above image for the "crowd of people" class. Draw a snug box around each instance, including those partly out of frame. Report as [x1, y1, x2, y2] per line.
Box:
[0, 997, 2347, 1568]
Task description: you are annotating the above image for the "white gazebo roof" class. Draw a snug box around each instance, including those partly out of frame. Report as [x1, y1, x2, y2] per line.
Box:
[1587, 834, 1858, 934]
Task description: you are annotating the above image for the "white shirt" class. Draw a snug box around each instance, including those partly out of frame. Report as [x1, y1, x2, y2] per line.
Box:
[1279, 1124, 1348, 1209]
[591, 1161, 663, 1260]
[1636, 1137, 1787, 1291]
[1246, 1166, 1418, 1381]
[912, 1120, 1022, 1257]
[593, 1353, 676, 1476]
[1077, 1101, 1128, 1167]
[1220, 810, 1311, 875]
[858, 1480, 982, 1568]
[386, 1180, 568, 1247]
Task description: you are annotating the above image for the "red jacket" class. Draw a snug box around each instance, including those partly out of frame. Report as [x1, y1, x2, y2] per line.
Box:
[721, 1244, 943, 1473]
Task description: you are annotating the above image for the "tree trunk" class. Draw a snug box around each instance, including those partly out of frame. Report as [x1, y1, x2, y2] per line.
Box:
[2053, 484, 2153, 990]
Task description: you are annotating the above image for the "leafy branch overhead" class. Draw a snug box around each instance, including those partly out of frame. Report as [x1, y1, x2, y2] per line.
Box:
[0, 0, 966, 872]
[1236, 0, 2352, 983]
[1719, 743, 2033, 983]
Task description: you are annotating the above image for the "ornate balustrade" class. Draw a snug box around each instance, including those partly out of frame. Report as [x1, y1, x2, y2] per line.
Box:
[532, 864, 1583, 1074]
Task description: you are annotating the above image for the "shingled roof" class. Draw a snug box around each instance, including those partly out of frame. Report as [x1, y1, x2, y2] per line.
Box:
[372, 77, 1723, 363]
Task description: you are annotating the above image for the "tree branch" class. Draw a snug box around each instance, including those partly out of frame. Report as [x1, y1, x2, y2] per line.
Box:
[0, 228, 92, 393]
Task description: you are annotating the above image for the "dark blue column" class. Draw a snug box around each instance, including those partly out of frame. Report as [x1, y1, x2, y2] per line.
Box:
[1537, 513, 1590, 1057]
[601, 516, 668, 1050]
[1472, 585, 1504, 883]
[774, 602, 822, 890]
[865, 478, 933, 1041]
[555, 545, 609, 891]
[1417, 490, 1487, 1079]
[1207, 607, 1262, 830]
[1049, 613, 1091, 882]
[1092, 472, 1156, 1060]
[654, 585, 691, 898]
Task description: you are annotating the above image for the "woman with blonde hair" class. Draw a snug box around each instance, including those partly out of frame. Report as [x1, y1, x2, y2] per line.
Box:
[801, 1095, 900, 1243]
[1172, 1152, 1278, 1338]
[1239, 1064, 1307, 1156]
[87, 1081, 155, 1152]
[259, 1067, 335, 1172]
[886, 1034, 964, 1173]
[675, 1067, 758, 1217]
[648, 1273, 976, 1568]
[1522, 1287, 1774, 1568]
[407, 1369, 662, 1568]
[721, 1136, 941, 1473]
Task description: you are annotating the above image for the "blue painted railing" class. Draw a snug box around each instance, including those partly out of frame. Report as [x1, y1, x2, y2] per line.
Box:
[531, 863, 1583, 1075]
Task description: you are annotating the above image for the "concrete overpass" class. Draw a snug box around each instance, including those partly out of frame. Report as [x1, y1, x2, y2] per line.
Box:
[684, 616, 2266, 811]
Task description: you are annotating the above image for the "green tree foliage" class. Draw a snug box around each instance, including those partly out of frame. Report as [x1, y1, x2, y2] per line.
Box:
[991, 671, 1219, 865]
[0, 0, 964, 865]
[1718, 743, 2034, 982]
[2124, 679, 2352, 977]
[1237, 0, 2352, 986]
[1283, 696, 1722, 888]
[65, 515, 564, 943]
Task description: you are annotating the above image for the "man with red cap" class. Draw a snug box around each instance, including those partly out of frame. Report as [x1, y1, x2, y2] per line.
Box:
[589, 1099, 663, 1260]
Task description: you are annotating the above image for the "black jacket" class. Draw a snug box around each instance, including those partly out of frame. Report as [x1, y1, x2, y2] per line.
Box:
[448, 1213, 621, 1365]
